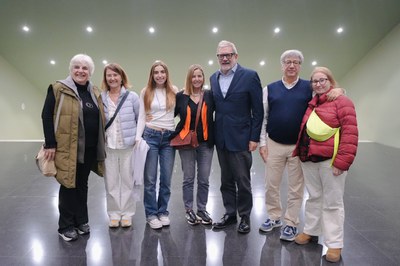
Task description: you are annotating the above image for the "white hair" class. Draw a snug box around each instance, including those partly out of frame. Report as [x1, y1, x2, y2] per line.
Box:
[69, 54, 95, 76]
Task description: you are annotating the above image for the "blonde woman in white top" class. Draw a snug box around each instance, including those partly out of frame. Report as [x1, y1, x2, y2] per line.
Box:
[136, 60, 178, 229]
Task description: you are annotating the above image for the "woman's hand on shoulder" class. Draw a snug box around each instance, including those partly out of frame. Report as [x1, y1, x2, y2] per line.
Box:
[326, 88, 345, 101]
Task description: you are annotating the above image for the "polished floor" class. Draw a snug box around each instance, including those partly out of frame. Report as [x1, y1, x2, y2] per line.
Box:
[0, 142, 399, 266]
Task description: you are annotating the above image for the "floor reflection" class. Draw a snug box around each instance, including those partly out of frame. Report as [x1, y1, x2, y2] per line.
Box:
[1, 142, 399, 265]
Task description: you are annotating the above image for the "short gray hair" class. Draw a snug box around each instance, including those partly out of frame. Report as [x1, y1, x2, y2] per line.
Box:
[217, 40, 238, 54]
[69, 54, 95, 76]
[280, 50, 304, 65]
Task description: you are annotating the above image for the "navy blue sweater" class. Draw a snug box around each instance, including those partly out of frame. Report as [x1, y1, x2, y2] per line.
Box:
[266, 79, 312, 144]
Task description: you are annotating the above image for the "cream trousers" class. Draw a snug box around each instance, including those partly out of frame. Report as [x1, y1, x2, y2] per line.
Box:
[301, 160, 347, 248]
[265, 137, 304, 226]
[105, 147, 136, 221]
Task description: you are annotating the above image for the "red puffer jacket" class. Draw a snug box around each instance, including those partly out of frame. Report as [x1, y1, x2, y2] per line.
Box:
[293, 90, 358, 171]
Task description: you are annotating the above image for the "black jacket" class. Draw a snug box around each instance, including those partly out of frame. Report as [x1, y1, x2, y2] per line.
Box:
[172, 89, 215, 148]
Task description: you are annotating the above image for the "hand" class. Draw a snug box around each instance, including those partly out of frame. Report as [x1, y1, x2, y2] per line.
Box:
[259, 146, 268, 163]
[332, 166, 343, 176]
[326, 87, 344, 101]
[44, 148, 56, 161]
[135, 138, 142, 146]
[145, 113, 153, 122]
[249, 141, 258, 152]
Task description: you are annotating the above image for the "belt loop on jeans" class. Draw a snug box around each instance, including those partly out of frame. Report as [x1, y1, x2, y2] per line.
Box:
[146, 125, 168, 133]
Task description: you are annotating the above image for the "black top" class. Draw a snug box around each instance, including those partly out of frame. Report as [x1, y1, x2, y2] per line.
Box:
[41, 81, 99, 148]
[172, 90, 215, 147]
[76, 82, 99, 148]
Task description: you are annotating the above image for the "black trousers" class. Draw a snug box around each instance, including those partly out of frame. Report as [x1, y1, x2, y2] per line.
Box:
[58, 147, 96, 233]
[216, 148, 253, 219]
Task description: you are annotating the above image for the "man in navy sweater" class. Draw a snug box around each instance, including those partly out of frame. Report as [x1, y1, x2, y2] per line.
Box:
[258, 50, 342, 241]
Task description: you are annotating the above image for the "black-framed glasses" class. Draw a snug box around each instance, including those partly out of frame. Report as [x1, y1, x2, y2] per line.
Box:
[310, 78, 329, 85]
[216, 53, 235, 60]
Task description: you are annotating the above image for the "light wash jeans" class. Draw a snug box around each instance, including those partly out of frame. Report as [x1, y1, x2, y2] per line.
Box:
[143, 127, 175, 219]
[178, 142, 214, 211]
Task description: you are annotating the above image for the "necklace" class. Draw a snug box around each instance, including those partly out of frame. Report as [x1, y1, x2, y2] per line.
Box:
[191, 89, 202, 97]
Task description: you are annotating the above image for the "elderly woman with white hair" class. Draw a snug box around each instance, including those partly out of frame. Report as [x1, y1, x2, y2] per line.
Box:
[41, 54, 106, 242]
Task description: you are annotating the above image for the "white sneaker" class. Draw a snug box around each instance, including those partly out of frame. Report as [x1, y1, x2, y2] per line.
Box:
[159, 215, 170, 226]
[147, 218, 162, 229]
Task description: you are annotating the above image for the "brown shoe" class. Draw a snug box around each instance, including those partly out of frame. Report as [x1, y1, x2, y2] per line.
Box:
[295, 233, 312, 245]
[326, 248, 342, 262]
[109, 219, 120, 228]
[121, 219, 132, 228]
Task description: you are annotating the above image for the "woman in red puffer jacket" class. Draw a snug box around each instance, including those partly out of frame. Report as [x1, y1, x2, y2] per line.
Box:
[293, 66, 358, 263]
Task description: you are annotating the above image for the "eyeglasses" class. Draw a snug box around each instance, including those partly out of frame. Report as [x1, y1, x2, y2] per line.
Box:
[216, 53, 235, 60]
[311, 78, 329, 85]
[283, 60, 301, 66]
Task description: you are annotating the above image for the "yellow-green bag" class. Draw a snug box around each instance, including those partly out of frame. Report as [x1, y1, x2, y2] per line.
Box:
[306, 109, 340, 166]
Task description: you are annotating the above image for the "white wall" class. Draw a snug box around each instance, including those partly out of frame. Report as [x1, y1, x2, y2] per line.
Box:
[341, 23, 400, 148]
[0, 55, 43, 140]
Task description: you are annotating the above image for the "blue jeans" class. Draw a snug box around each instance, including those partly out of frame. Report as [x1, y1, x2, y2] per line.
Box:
[179, 142, 214, 211]
[143, 127, 175, 219]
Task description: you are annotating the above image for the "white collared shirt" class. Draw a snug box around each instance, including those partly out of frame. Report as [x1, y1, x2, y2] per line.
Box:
[106, 95, 125, 149]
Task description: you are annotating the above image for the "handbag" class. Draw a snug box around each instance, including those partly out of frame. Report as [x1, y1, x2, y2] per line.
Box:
[35, 93, 64, 177]
[170, 130, 199, 149]
[35, 145, 57, 176]
[306, 109, 340, 166]
[170, 92, 203, 149]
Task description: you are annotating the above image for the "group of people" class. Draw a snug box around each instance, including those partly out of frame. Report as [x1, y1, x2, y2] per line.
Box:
[41, 40, 358, 263]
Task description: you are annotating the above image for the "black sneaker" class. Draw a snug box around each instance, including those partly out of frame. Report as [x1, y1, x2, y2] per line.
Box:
[76, 223, 90, 235]
[196, 210, 213, 225]
[59, 229, 78, 241]
[185, 210, 200, 225]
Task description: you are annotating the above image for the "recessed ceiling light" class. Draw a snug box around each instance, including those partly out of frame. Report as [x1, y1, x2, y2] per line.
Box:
[212, 27, 218, 33]
[102, 60, 108, 65]
[208, 60, 214, 65]
[311, 61, 317, 66]
[259, 60, 266, 66]
[274, 27, 280, 34]
[50, 60, 56, 65]
[22, 25, 30, 32]
[337, 27, 343, 33]
[149, 27, 155, 33]
[86, 26, 93, 33]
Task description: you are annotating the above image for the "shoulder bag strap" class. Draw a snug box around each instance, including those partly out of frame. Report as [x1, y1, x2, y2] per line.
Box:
[194, 92, 204, 129]
[105, 91, 129, 131]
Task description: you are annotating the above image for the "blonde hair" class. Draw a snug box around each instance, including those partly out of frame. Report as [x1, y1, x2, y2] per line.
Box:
[310, 66, 338, 88]
[143, 60, 176, 113]
[184, 64, 205, 95]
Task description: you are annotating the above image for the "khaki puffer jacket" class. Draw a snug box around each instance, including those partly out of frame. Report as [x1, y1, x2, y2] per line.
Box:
[53, 82, 105, 188]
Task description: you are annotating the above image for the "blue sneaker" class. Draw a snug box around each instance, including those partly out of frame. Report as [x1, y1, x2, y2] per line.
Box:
[259, 218, 282, 232]
[280, 225, 298, 241]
